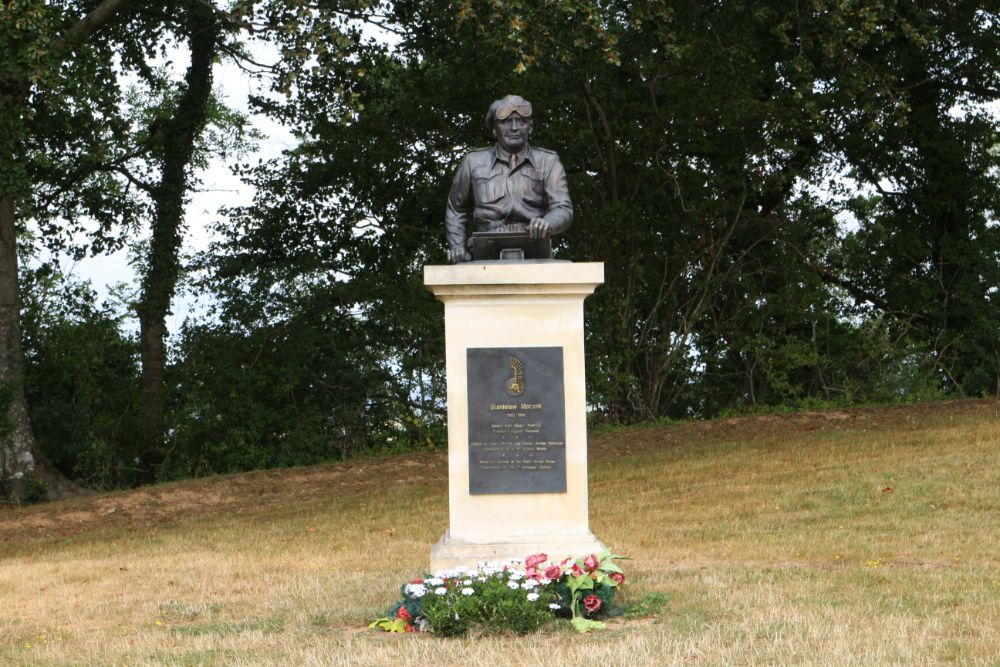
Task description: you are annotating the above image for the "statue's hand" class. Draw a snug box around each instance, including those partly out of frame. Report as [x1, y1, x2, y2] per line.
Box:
[448, 246, 472, 263]
[529, 217, 550, 239]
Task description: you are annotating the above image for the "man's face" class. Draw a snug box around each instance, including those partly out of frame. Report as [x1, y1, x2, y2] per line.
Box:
[494, 113, 532, 153]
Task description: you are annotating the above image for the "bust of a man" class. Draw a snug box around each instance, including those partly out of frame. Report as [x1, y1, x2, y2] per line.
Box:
[445, 95, 573, 263]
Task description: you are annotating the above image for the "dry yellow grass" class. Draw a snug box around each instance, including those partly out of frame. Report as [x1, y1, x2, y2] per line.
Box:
[2, 399, 999, 666]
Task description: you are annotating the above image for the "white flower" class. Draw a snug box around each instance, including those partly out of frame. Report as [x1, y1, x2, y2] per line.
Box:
[549, 603, 561, 610]
[427, 577, 445, 586]
[521, 580, 538, 590]
[478, 576, 488, 582]
[461, 587, 475, 596]
[527, 592, 540, 602]
[434, 587, 447, 596]
[507, 581, 520, 590]
[405, 584, 427, 598]
[539, 577, 552, 585]
[463, 579, 473, 585]
[508, 571, 523, 581]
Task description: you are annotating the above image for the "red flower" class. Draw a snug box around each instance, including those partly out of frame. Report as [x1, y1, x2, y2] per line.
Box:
[571, 563, 584, 577]
[583, 594, 602, 613]
[526, 567, 538, 579]
[583, 553, 600, 572]
[396, 606, 412, 621]
[610, 572, 625, 586]
[544, 564, 562, 580]
[404, 623, 417, 633]
[525, 553, 548, 569]
[410, 579, 424, 585]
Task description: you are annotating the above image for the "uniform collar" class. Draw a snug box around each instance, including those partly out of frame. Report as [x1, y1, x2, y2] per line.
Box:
[492, 143, 533, 168]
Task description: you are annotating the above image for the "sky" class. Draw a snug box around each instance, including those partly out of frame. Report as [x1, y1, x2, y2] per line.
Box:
[58, 16, 401, 335]
[59, 46, 295, 334]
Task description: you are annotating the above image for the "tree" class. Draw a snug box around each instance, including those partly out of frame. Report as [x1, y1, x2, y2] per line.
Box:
[128, 0, 378, 475]
[208, 0, 1000, 433]
[808, 1, 1000, 396]
[1, 0, 139, 500]
[134, 0, 223, 477]
[10, 0, 994, 492]
[4, 1, 286, 493]
[21, 266, 143, 490]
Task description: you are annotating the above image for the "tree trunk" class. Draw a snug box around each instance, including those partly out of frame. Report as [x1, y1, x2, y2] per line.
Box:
[138, 1, 220, 477]
[0, 194, 82, 500]
[0, 0, 135, 501]
[1, 70, 82, 501]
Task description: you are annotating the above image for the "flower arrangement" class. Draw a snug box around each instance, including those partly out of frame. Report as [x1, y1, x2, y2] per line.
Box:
[370, 549, 628, 635]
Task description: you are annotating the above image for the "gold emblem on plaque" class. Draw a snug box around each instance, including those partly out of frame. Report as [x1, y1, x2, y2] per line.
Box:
[505, 356, 525, 396]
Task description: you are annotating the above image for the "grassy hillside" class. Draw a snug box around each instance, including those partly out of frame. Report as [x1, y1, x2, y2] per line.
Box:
[2, 399, 999, 665]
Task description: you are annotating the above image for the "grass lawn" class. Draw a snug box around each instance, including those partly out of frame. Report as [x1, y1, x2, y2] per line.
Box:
[1, 399, 999, 665]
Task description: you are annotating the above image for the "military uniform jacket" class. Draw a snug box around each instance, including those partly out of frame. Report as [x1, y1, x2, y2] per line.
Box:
[445, 144, 573, 252]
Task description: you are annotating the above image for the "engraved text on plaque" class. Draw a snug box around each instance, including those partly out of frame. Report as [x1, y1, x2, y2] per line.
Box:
[466, 346, 566, 494]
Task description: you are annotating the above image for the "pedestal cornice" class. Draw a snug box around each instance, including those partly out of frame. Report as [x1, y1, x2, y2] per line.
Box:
[424, 262, 604, 298]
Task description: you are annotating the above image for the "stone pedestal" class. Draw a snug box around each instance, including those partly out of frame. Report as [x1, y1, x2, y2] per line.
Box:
[424, 261, 605, 572]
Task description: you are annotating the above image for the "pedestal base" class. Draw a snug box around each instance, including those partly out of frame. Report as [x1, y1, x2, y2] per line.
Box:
[431, 530, 606, 573]
[424, 262, 606, 573]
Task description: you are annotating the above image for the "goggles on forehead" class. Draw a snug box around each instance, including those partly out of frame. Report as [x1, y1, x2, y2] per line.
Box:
[494, 103, 533, 121]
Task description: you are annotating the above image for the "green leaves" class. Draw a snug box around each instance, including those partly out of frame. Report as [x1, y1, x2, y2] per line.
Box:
[567, 572, 594, 596]
[569, 617, 605, 633]
[559, 550, 629, 631]
[597, 549, 628, 574]
[15, 0, 997, 489]
[368, 617, 408, 633]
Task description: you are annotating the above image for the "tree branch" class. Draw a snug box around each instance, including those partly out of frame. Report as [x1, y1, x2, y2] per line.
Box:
[580, 79, 620, 203]
[809, 259, 927, 321]
[64, 0, 136, 45]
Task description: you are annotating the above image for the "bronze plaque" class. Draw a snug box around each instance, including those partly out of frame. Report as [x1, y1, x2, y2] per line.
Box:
[466, 347, 566, 494]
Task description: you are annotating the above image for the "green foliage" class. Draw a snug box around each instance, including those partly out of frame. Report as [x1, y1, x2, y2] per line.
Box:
[1, 0, 156, 254]
[368, 617, 408, 633]
[380, 553, 628, 637]
[812, 1, 1000, 398]
[8, 0, 1000, 484]
[162, 299, 443, 478]
[419, 578, 551, 636]
[199, 0, 1000, 449]
[0, 471, 47, 505]
[557, 550, 627, 631]
[624, 592, 670, 620]
[391, 573, 554, 637]
[18, 473, 48, 504]
[21, 267, 145, 489]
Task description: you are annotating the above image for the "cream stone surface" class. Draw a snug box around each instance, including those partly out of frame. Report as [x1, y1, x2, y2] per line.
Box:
[424, 261, 605, 572]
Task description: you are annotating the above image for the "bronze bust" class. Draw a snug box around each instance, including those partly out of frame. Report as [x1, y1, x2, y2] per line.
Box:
[445, 95, 573, 262]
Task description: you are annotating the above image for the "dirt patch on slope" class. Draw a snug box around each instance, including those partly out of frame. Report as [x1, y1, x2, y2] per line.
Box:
[1, 398, 997, 544]
[0, 455, 448, 543]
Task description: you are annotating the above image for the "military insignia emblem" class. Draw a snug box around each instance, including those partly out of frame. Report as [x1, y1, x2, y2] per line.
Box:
[505, 356, 525, 396]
